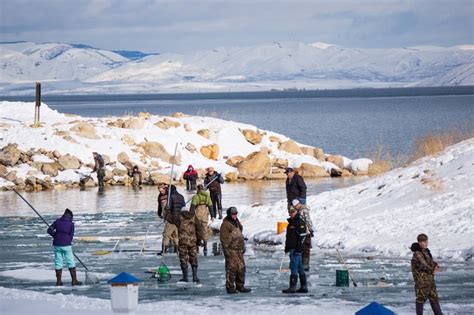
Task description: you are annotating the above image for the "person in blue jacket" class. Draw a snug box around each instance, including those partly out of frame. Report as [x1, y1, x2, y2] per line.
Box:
[47, 208, 82, 286]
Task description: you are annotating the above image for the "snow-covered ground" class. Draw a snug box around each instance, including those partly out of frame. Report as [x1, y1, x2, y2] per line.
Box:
[0, 101, 364, 189]
[1, 41, 473, 95]
[212, 138, 474, 261]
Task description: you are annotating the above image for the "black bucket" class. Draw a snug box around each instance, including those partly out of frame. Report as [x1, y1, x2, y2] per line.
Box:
[336, 269, 349, 287]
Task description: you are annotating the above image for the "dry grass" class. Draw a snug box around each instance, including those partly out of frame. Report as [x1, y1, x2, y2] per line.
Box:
[367, 144, 401, 175]
[409, 125, 474, 162]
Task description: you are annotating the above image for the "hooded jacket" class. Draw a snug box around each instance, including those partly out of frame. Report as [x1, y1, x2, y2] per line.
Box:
[410, 242, 438, 286]
[47, 213, 75, 247]
[183, 165, 198, 180]
[285, 173, 307, 202]
[169, 185, 185, 224]
[220, 209, 244, 251]
[284, 213, 307, 253]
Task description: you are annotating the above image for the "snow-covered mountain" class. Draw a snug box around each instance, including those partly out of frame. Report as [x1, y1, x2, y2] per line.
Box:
[0, 41, 473, 95]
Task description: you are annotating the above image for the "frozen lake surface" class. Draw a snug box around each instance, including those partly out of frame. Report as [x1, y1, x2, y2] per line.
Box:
[1, 180, 473, 313]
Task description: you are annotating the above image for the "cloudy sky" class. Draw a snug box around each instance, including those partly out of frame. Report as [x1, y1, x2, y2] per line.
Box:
[1, 0, 473, 53]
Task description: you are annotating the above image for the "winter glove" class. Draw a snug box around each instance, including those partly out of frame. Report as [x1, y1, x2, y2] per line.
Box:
[299, 197, 306, 205]
[284, 247, 289, 254]
[310, 230, 315, 238]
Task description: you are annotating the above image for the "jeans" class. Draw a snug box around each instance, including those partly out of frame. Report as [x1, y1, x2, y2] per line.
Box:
[54, 246, 76, 269]
[289, 249, 305, 276]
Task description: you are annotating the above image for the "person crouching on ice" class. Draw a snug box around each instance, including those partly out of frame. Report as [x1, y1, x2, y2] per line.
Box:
[177, 207, 200, 283]
[47, 208, 82, 286]
[282, 207, 307, 293]
[220, 207, 251, 294]
[411, 233, 442, 315]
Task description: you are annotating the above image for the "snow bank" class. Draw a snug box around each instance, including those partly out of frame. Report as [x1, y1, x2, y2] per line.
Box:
[216, 139, 474, 260]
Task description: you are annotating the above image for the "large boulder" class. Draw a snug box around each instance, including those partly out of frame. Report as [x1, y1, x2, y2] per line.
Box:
[139, 142, 180, 165]
[0, 144, 22, 166]
[0, 164, 8, 177]
[122, 118, 145, 129]
[301, 147, 325, 160]
[185, 143, 197, 153]
[269, 135, 282, 144]
[112, 168, 128, 176]
[197, 129, 211, 139]
[272, 158, 288, 169]
[241, 129, 262, 145]
[70, 122, 99, 139]
[171, 112, 189, 118]
[164, 118, 180, 128]
[184, 123, 192, 132]
[41, 163, 59, 177]
[5, 170, 17, 182]
[325, 155, 344, 169]
[121, 134, 136, 146]
[57, 154, 81, 170]
[296, 163, 329, 177]
[226, 155, 245, 167]
[279, 140, 303, 155]
[200, 144, 219, 160]
[149, 171, 171, 185]
[154, 121, 169, 130]
[225, 172, 239, 182]
[237, 151, 271, 180]
[117, 152, 130, 165]
[349, 158, 373, 175]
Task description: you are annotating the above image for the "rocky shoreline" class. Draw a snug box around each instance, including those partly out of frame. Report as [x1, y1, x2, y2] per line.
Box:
[0, 101, 375, 191]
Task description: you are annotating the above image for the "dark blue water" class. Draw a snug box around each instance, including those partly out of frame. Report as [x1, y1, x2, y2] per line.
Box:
[7, 88, 474, 158]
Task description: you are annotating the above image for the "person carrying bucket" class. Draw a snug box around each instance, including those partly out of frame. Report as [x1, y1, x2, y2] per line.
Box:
[47, 208, 82, 286]
[190, 184, 213, 256]
[291, 199, 314, 271]
[282, 206, 307, 294]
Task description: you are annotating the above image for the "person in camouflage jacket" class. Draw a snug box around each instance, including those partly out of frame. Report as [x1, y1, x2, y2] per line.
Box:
[220, 207, 251, 294]
[411, 233, 442, 315]
[177, 207, 201, 283]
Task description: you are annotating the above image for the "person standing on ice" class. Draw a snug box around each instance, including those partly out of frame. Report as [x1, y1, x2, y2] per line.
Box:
[411, 233, 442, 315]
[285, 168, 306, 210]
[204, 167, 225, 220]
[47, 208, 82, 286]
[220, 207, 251, 294]
[157, 183, 179, 254]
[190, 184, 213, 256]
[282, 207, 307, 294]
[177, 207, 201, 283]
[92, 152, 106, 189]
[183, 164, 198, 191]
[291, 199, 314, 271]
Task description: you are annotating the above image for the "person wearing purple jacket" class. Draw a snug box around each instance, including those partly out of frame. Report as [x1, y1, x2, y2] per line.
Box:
[47, 208, 82, 286]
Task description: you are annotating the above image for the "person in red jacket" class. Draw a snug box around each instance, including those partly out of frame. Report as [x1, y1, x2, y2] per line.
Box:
[183, 165, 198, 191]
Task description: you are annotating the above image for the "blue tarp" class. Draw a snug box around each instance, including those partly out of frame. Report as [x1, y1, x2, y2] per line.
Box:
[108, 272, 141, 284]
[355, 302, 395, 315]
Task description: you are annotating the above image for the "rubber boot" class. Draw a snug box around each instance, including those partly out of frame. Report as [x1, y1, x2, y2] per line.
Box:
[69, 268, 82, 286]
[416, 303, 424, 315]
[282, 275, 298, 293]
[226, 287, 238, 294]
[302, 255, 310, 272]
[296, 274, 308, 293]
[237, 286, 252, 293]
[218, 208, 223, 220]
[180, 266, 189, 282]
[203, 241, 208, 256]
[429, 299, 443, 315]
[192, 266, 200, 283]
[55, 269, 63, 286]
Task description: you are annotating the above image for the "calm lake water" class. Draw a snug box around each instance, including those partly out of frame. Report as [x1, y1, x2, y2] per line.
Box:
[6, 87, 472, 159]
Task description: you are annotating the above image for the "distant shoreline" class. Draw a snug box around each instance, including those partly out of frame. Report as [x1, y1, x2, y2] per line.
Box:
[1, 85, 473, 103]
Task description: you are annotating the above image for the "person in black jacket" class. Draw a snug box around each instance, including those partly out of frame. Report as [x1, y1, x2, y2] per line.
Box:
[168, 185, 185, 226]
[282, 207, 308, 294]
[285, 168, 307, 210]
[204, 167, 225, 220]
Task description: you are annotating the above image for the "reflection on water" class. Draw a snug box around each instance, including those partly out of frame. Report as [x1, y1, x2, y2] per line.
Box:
[0, 177, 366, 216]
